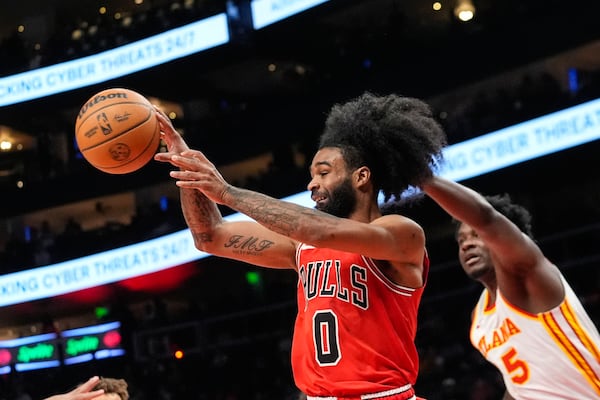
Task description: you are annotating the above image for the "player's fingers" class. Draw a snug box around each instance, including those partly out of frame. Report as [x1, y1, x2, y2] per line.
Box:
[154, 152, 180, 163]
[153, 108, 168, 122]
[152, 104, 169, 119]
[74, 376, 101, 393]
[169, 154, 206, 170]
[157, 121, 176, 135]
[180, 149, 209, 161]
[170, 170, 204, 181]
[155, 111, 177, 133]
[175, 180, 205, 189]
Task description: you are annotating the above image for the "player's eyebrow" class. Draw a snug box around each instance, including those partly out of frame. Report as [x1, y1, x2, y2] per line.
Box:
[310, 160, 333, 171]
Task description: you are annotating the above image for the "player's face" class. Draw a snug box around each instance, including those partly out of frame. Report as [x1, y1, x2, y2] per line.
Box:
[308, 147, 357, 218]
[456, 223, 495, 281]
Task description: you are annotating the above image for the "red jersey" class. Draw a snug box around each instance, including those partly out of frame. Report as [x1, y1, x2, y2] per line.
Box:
[292, 243, 429, 398]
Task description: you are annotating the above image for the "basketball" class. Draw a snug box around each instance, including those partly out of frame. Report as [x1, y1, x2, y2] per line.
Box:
[75, 88, 160, 174]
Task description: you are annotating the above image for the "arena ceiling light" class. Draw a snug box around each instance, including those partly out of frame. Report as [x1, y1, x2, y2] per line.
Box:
[454, 0, 476, 22]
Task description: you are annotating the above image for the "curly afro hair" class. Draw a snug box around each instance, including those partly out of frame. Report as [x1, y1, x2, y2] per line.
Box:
[484, 193, 534, 238]
[319, 91, 447, 201]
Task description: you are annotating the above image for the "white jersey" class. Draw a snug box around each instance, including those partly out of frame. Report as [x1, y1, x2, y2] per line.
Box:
[470, 275, 600, 399]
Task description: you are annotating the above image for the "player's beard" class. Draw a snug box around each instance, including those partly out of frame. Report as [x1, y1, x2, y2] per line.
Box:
[317, 178, 356, 218]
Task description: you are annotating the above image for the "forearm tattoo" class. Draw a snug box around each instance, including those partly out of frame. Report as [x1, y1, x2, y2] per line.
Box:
[226, 186, 336, 237]
[192, 232, 212, 244]
[224, 235, 275, 255]
[181, 189, 220, 242]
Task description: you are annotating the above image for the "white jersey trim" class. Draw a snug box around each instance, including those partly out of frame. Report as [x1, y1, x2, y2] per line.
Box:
[306, 383, 414, 400]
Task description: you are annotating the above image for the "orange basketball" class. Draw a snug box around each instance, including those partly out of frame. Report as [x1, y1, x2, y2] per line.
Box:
[75, 88, 160, 174]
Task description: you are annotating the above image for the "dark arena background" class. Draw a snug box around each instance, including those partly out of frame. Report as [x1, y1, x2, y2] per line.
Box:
[0, 0, 599, 399]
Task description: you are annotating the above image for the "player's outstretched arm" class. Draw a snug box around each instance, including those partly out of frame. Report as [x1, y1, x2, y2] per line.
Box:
[421, 175, 564, 311]
[170, 149, 424, 275]
[42, 376, 105, 400]
[153, 107, 226, 255]
[153, 107, 297, 270]
[421, 175, 537, 266]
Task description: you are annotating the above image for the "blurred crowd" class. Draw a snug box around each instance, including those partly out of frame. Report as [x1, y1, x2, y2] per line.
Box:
[0, 0, 221, 77]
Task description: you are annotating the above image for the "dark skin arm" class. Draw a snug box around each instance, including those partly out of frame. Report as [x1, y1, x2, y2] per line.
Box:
[421, 175, 564, 312]
[153, 107, 297, 269]
[154, 108, 426, 286]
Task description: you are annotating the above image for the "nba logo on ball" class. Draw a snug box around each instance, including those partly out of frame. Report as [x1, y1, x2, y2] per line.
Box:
[75, 88, 160, 174]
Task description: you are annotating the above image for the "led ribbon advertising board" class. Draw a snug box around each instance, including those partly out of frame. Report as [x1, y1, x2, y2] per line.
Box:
[61, 321, 125, 365]
[0, 332, 60, 374]
[0, 321, 125, 373]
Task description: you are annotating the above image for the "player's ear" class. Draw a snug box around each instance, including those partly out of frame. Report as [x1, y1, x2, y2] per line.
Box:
[354, 166, 371, 187]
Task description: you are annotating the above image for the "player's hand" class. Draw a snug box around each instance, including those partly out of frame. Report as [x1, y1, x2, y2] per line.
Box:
[167, 149, 231, 205]
[42, 376, 105, 400]
[153, 105, 190, 163]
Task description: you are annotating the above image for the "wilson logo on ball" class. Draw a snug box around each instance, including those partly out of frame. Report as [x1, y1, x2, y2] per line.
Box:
[77, 90, 131, 120]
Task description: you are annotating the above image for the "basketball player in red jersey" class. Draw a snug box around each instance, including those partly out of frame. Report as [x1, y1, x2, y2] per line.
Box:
[421, 175, 600, 399]
[154, 92, 447, 400]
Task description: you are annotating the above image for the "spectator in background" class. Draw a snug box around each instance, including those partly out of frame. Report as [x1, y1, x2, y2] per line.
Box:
[63, 217, 83, 237]
[91, 378, 129, 400]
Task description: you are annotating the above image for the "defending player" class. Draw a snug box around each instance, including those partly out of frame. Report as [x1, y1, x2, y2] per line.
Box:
[421, 175, 600, 399]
